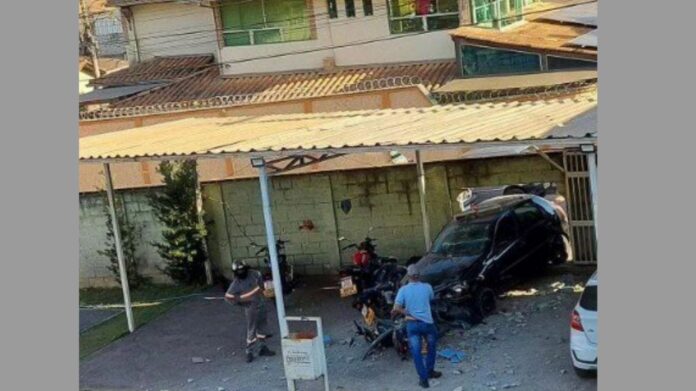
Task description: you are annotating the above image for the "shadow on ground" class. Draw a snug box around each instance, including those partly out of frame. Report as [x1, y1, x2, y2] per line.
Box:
[80, 267, 597, 391]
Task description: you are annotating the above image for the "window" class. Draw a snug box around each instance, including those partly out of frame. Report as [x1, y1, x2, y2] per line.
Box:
[388, 0, 460, 34]
[513, 203, 543, 232]
[579, 285, 597, 311]
[547, 56, 597, 71]
[346, 0, 356, 17]
[363, 0, 374, 16]
[327, 0, 338, 18]
[431, 219, 493, 257]
[220, 0, 313, 46]
[472, 0, 524, 29]
[494, 213, 518, 249]
[461, 44, 541, 77]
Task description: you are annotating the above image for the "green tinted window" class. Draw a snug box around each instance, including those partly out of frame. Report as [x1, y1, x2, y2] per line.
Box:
[472, 0, 524, 28]
[388, 0, 460, 34]
[220, 0, 312, 46]
[547, 56, 597, 71]
[461, 45, 541, 77]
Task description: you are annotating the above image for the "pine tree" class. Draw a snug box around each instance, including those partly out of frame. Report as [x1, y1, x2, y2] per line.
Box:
[148, 160, 208, 285]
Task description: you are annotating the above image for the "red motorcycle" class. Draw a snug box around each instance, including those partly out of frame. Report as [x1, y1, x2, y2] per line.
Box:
[337, 227, 410, 297]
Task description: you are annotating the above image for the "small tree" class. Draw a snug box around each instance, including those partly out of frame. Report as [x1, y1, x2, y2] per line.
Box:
[98, 191, 149, 289]
[148, 160, 208, 285]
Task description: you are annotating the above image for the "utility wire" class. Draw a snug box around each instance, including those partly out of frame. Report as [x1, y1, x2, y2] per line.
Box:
[90, 0, 596, 81]
[93, 0, 595, 54]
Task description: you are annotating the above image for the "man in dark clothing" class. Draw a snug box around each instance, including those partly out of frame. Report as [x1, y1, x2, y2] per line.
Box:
[392, 264, 442, 388]
[224, 260, 276, 363]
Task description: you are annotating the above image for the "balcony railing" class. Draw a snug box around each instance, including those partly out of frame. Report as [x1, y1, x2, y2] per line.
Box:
[473, 0, 525, 29]
[389, 12, 460, 34]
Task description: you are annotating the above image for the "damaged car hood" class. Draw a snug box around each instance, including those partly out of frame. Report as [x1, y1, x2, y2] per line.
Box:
[413, 252, 482, 286]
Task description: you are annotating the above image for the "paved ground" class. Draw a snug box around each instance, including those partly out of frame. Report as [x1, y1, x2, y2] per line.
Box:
[80, 308, 123, 333]
[80, 267, 597, 391]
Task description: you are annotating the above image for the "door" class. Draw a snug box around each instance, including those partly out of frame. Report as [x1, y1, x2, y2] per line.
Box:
[508, 201, 548, 271]
[577, 284, 598, 344]
[483, 212, 521, 280]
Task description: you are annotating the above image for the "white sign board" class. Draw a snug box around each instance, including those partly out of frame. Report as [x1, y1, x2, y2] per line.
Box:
[282, 337, 323, 380]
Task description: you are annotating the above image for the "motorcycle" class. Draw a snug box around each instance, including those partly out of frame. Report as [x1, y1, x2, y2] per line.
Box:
[255, 238, 295, 296]
[353, 287, 457, 361]
[337, 229, 401, 296]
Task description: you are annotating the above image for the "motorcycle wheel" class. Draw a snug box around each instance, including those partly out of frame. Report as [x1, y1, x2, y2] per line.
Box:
[392, 328, 410, 361]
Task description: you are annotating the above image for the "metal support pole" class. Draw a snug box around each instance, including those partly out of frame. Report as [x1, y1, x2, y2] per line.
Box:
[256, 162, 289, 338]
[194, 170, 214, 285]
[415, 150, 432, 251]
[103, 163, 135, 333]
[586, 150, 599, 240]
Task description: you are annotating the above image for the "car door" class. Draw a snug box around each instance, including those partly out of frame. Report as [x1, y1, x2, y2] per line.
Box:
[481, 212, 521, 281]
[506, 201, 549, 273]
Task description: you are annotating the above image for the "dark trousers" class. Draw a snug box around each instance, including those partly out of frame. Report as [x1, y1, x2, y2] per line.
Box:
[406, 320, 438, 382]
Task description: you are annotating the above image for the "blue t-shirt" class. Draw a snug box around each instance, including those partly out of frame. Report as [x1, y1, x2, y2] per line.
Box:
[395, 281, 435, 324]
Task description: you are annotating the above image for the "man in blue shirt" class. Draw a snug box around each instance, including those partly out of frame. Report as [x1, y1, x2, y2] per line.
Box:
[392, 264, 442, 388]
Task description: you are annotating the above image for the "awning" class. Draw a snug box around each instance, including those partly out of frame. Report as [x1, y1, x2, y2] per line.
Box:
[79, 93, 597, 162]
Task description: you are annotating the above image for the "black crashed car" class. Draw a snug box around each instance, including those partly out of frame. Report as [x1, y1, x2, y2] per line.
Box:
[413, 194, 568, 318]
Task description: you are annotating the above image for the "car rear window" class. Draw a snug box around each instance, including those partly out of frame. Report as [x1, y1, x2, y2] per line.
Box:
[579, 285, 597, 311]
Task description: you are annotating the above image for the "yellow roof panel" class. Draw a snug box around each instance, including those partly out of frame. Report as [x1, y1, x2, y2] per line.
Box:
[80, 93, 597, 162]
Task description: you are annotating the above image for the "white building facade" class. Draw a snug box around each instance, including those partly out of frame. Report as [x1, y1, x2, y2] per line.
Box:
[115, 0, 470, 74]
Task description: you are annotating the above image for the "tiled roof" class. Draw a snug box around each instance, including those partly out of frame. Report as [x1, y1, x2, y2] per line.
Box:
[80, 91, 597, 162]
[109, 60, 458, 108]
[79, 56, 129, 77]
[89, 54, 215, 87]
[451, 1, 597, 60]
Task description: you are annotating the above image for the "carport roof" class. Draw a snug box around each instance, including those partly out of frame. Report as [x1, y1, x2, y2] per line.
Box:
[79, 93, 597, 162]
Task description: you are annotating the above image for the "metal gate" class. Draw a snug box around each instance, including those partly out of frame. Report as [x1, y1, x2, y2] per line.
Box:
[564, 151, 597, 264]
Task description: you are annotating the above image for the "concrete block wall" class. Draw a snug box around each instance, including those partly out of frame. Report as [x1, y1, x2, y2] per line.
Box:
[79, 153, 568, 287]
[79, 189, 171, 288]
[329, 167, 428, 267]
[444, 154, 567, 203]
[202, 175, 341, 277]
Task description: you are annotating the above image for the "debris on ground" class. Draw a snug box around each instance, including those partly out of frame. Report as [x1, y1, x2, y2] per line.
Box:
[437, 347, 467, 363]
[502, 382, 521, 389]
[191, 357, 205, 364]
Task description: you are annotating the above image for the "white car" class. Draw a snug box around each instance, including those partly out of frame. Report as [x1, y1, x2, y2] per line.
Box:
[570, 271, 597, 377]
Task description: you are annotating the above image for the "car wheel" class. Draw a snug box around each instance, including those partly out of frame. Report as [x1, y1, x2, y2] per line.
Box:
[573, 367, 597, 378]
[474, 287, 497, 318]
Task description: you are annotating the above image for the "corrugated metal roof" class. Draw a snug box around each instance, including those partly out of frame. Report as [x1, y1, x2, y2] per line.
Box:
[434, 70, 597, 93]
[89, 54, 214, 87]
[79, 83, 165, 104]
[80, 92, 597, 162]
[109, 60, 458, 108]
[570, 29, 598, 48]
[539, 2, 597, 27]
